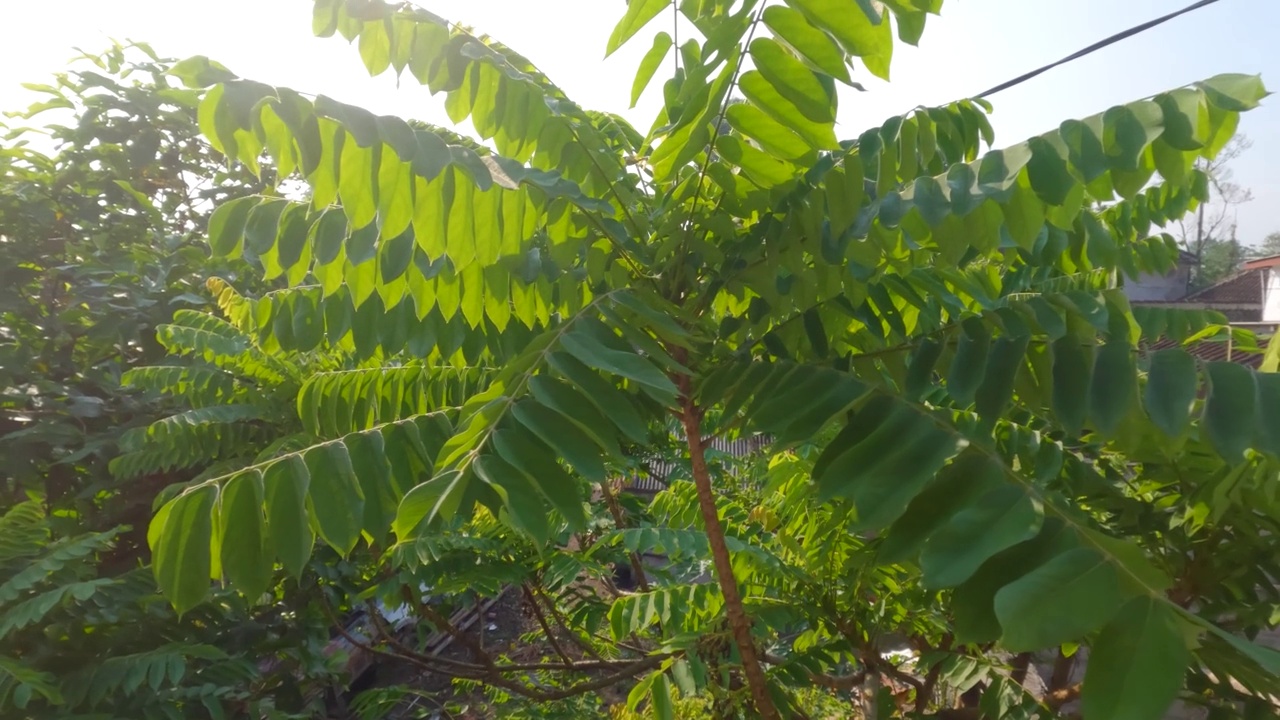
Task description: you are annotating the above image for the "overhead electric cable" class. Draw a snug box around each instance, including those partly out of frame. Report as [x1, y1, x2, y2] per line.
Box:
[975, 0, 1224, 99]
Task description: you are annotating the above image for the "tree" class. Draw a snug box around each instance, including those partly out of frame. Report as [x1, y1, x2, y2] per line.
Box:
[0, 45, 344, 718]
[147, 2, 1280, 718]
[1252, 230, 1280, 258]
[1195, 236, 1247, 289]
[1177, 134, 1253, 284]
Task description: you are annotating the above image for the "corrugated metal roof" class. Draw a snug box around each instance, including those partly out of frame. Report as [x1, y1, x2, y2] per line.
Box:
[1144, 338, 1265, 368]
[620, 435, 773, 495]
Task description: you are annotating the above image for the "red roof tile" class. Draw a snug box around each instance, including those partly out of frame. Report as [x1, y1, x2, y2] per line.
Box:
[1183, 269, 1264, 305]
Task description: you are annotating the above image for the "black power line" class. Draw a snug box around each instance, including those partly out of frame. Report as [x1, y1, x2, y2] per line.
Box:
[975, 0, 1225, 99]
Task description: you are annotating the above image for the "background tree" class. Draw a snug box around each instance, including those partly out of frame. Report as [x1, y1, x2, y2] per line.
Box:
[0, 44, 347, 718]
[1250, 230, 1280, 258]
[1195, 236, 1248, 289]
[1177, 134, 1253, 287]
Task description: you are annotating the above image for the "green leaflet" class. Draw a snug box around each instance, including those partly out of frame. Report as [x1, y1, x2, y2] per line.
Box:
[749, 38, 835, 124]
[1254, 373, 1280, 458]
[947, 319, 990, 406]
[762, 368, 867, 446]
[878, 453, 1003, 564]
[394, 469, 470, 538]
[1203, 361, 1257, 461]
[528, 375, 623, 459]
[606, 0, 669, 56]
[1081, 597, 1189, 720]
[814, 397, 965, 530]
[559, 329, 678, 402]
[473, 454, 551, 544]
[974, 335, 1029, 432]
[920, 484, 1043, 589]
[304, 443, 365, 555]
[512, 400, 607, 483]
[1051, 335, 1092, 436]
[1144, 349, 1197, 438]
[244, 199, 287, 256]
[492, 428, 588, 530]
[951, 518, 1078, 644]
[344, 430, 399, 543]
[546, 352, 649, 444]
[994, 547, 1127, 652]
[738, 70, 838, 150]
[1089, 342, 1135, 437]
[725, 103, 814, 163]
[651, 674, 675, 720]
[263, 456, 313, 578]
[206, 196, 255, 257]
[786, 0, 893, 80]
[904, 337, 943, 400]
[631, 32, 673, 107]
[1197, 73, 1268, 113]
[762, 5, 852, 84]
[153, 486, 216, 615]
[218, 470, 271, 600]
[715, 136, 795, 187]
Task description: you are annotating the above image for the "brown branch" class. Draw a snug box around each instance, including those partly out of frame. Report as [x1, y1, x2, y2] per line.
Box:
[1010, 651, 1033, 687]
[914, 634, 950, 713]
[523, 583, 574, 665]
[318, 594, 484, 679]
[417, 600, 496, 669]
[1049, 649, 1077, 695]
[678, 368, 780, 720]
[763, 653, 867, 691]
[505, 653, 670, 702]
[537, 586, 606, 661]
[880, 661, 925, 693]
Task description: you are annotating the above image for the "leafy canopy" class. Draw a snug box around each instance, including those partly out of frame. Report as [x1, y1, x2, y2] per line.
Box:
[145, 1, 1279, 718]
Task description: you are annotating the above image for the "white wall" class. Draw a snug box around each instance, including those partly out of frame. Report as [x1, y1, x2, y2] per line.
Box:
[1263, 269, 1280, 322]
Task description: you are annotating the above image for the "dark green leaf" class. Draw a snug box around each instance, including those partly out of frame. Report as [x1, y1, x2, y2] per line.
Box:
[947, 319, 990, 406]
[1090, 342, 1135, 437]
[207, 196, 255, 257]
[492, 429, 588, 530]
[815, 398, 965, 530]
[474, 454, 550, 543]
[879, 453, 1003, 564]
[1203, 361, 1257, 461]
[154, 486, 215, 615]
[219, 471, 271, 600]
[263, 456, 313, 578]
[546, 352, 649, 444]
[512, 400, 607, 483]
[304, 443, 365, 555]
[994, 547, 1126, 652]
[1082, 597, 1189, 720]
[921, 484, 1043, 588]
[1144, 349, 1197, 438]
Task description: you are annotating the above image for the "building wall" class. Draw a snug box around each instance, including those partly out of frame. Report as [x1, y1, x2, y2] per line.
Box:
[1265, 269, 1280, 322]
[1126, 266, 1191, 302]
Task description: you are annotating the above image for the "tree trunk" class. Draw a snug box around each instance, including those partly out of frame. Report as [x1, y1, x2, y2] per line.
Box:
[679, 396, 780, 720]
[599, 479, 651, 592]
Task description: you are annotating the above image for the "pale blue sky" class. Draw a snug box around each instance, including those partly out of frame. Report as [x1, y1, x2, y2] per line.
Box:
[3, 0, 1276, 243]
